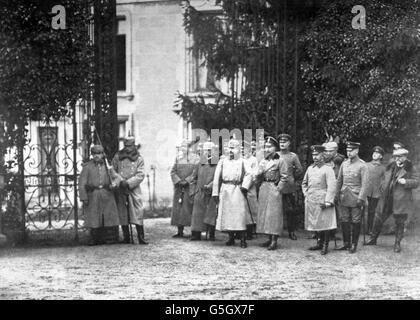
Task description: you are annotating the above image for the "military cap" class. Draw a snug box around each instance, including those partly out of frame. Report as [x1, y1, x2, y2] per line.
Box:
[372, 146, 384, 156]
[311, 145, 325, 154]
[124, 136, 136, 146]
[393, 148, 409, 156]
[323, 141, 338, 151]
[264, 136, 279, 149]
[346, 141, 360, 150]
[228, 137, 240, 148]
[202, 140, 216, 150]
[277, 133, 291, 142]
[91, 145, 104, 154]
[393, 141, 405, 149]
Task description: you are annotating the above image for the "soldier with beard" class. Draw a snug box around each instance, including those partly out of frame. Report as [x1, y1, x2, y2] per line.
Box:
[190, 140, 218, 241]
[111, 137, 148, 245]
[365, 148, 419, 252]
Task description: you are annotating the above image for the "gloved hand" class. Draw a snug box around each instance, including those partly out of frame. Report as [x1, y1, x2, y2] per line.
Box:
[240, 187, 248, 196]
[356, 199, 364, 208]
[212, 195, 219, 204]
[120, 180, 129, 189]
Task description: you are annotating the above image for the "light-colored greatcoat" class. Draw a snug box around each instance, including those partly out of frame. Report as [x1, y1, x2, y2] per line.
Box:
[191, 162, 218, 231]
[212, 157, 251, 231]
[111, 155, 145, 226]
[170, 156, 197, 227]
[79, 160, 120, 228]
[256, 155, 288, 236]
[302, 163, 337, 231]
[243, 155, 259, 224]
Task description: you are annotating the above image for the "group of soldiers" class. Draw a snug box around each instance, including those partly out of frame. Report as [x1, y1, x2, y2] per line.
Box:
[79, 137, 148, 246]
[171, 135, 419, 255]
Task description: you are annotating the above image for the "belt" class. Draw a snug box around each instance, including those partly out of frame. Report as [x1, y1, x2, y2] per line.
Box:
[222, 180, 241, 185]
[263, 178, 277, 182]
[91, 185, 110, 191]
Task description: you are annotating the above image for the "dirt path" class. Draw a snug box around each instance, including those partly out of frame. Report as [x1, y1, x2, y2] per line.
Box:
[1, 218, 420, 300]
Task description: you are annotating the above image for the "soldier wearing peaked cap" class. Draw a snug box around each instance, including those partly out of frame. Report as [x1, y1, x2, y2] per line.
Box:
[111, 136, 148, 244]
[170, 140, 199, 238]
[256, 136, 288, 250]
[212, 137, 252, 248]
[79, 145, 120, 245]
[336, 141, 369, 253]
[277, 133, 303, 240]
[302, 145, 337, 255]
[365, 146, 386, 234]
[365, 148, 419, 252]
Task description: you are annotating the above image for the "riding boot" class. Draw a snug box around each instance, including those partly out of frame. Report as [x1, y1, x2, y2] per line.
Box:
[261, 235, 272, 247]
[321, 231, 330, 255]
[190, 231, 202, 241]
[349, 223, 361, 254]
[365, 217, 381, 245]
[240, 231, 248, 248]
[309, 232, 323, 250]
[208, 225, 216, 241]
[336, 222, 351, 250]
[88, 228, 99, 246]
[246, 225, 254, 240]
[135, 225, 148, 245]
[122, 225, 131, 244]
[226, 232, 235, 246]
[173, 226, 184, 238]
[268, 235, 278, 250]
[394, 223, 404, 253]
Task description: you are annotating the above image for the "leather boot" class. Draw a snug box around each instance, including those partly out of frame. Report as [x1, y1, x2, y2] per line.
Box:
[365, 217, 381, 245]
[88, 228, 99, 246]
[268, 235, 278, 250]
[288, 232, 297, 240]
[246, 225, 254, 240]
[240, 231, 248, 248]
[173, 226, 184, 238]
[190, 231, 201, 241]
[321, 231, 330, 255]
[309, 232, 323, 250]
[336, 222, 351, 250]
[121, 225, 131, 244]
[260, 235, 272, 247]
[208, 225, 215, 241]
[226, 232, 235, 246]
[136, 225, 148, 245]
[349, 223, 361, 254]
[394, 223, 404, 253]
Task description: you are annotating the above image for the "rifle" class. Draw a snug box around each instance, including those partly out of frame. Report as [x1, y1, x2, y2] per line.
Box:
[125, 192, 134, 244]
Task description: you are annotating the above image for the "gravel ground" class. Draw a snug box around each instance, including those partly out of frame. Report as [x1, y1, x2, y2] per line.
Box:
[1, 217, 420, 300]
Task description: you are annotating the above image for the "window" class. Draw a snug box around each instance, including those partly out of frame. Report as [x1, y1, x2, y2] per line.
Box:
[116, 16, 126, 91]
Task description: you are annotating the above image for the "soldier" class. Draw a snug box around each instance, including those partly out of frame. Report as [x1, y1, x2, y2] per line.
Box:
[190, 140, 218, 241]
[112, 137, 148, 245]
[212, 137, 251, 248]
[79, 145, 120, 246]
[365, 146, 386, 234]
[302, 145, 337, 255]
[336, 141, 369, 253]
[277, 133, 303, 240]
[323, 141, 345, 245]
[256, 136, 288, 250]
[365, 148, 419, 252]
[170, 140, 198, 238]
[243, 140, 258, 240]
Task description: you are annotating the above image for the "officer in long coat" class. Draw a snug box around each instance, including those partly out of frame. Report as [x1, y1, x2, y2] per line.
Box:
[112, 137, 147, 245]
[170, 140, 198, 238]
[336, 141, 369, 253]
[365, 148, 419, 252]
[243, 140, 258, 240]
[79, 145, 120, 245]
[277, 133, 303, 240]
[190, 140, 218, 241]
[212, 137, 251, 248]
[256, 136, 288, 250]
[365, 146, 386, 234]
[302, 145, 337, 255]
